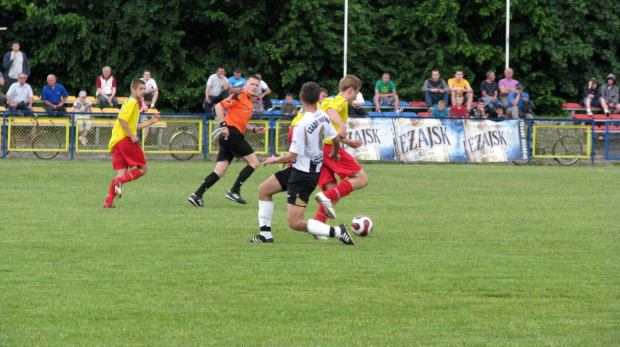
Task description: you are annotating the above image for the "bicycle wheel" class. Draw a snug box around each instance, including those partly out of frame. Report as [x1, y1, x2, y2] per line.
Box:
[553, 135, 582, 165]
[32, 131, 61, 159]
[170, 131, 198, 161]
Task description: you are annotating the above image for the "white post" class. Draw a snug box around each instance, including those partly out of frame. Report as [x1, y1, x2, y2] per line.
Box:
[344, 0, 348, 77]
[505, 0, 510, 69]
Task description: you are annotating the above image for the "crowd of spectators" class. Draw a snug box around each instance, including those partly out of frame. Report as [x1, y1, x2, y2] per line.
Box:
[1, 40, 618, 120]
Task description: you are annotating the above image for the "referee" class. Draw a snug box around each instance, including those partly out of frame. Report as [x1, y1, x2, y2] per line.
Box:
[188, 75, 266, 207]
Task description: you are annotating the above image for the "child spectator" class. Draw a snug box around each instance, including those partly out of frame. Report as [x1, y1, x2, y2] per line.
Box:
[430, 100, 449, 118]
[582, 77, 611, 116]
[72, 91, 93, 145]
[469, 99, 488, 118]
[449, 95, 468, 117]
[601, 74, 620, 114]
[280, 93, 298, 115]
[491, 106, 505, 119]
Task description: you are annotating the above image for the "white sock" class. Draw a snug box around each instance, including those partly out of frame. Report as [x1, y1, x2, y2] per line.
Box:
[307, 219, 341, 237]
[259, 231, 273, 239]
[258, 200, 274, 229]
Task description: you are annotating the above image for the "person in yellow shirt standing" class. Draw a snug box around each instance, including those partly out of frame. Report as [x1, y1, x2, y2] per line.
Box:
[103, 79, 161, 208]
[448, 69, 474, 110]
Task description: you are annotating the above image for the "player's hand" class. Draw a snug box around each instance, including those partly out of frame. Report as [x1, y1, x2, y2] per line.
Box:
[262, 155, 277, 166]
[130, 135, 140, 144]
[329, 152, 340, 161]
[151, 113, 161, 123]
[347, 139, 363, 148]
[255, 126, 266, 134]
[221, 126, 230, 138]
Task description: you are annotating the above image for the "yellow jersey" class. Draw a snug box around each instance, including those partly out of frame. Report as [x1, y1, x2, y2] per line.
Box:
[320, 95, 348, 145]
[290, 102, 322, 127]
[447, 78, 471, 96]
[108, 97, 140, 152]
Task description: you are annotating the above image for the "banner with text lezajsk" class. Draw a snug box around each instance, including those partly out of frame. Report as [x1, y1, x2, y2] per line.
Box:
[342, 117, 528, 163]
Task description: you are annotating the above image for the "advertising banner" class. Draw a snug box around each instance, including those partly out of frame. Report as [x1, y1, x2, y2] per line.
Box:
[343, 117, 527, 163]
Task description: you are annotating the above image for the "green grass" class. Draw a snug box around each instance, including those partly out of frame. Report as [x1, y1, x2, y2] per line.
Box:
[1, 159, 619, 346]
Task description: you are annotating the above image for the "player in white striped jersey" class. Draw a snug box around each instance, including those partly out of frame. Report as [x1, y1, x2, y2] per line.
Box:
[247, 82, 355, 245]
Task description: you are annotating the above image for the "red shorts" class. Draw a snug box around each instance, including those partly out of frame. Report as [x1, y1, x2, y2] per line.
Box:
[318, 144, 362, 190]
[112, 137, 146, 170]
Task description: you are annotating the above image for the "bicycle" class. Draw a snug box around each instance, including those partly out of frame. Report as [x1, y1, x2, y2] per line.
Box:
[7, 114, 62, 159]
[169, 126, 201, 161]
[532, 122, 585, 165]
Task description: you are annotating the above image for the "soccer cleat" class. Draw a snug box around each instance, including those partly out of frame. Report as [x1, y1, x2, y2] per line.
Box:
[313, 235, 329, 240]
[226, 190, 247, 204]
[113, 178, 122, 198]
[103, 201, 116, 209]
[315, 192, 336, 219]
[188, 194, 204, 207]
[338, 224, 356, 245]
[248, 234, 274, 243]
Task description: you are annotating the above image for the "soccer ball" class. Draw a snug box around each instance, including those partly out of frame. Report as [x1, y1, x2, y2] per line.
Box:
[351, 215, 373, 237]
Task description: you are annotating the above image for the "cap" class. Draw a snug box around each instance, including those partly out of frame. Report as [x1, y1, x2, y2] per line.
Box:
[233, 67, 242, 73]
[589, 77, 598, 82]
[78, 91, 87, 97]
[515, 83, 523, 89]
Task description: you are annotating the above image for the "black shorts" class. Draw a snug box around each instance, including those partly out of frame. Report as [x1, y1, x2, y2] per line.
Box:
[217, 126, 254, 162]
[274, 166, 320, 207]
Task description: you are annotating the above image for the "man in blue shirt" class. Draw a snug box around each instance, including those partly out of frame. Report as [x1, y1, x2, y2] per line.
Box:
[41, 74, 69, 114]
[507, 83, 534, 119]
[227, 67, 246, 95]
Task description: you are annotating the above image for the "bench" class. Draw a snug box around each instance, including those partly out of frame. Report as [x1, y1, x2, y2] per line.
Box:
[562, 102, 601, 117]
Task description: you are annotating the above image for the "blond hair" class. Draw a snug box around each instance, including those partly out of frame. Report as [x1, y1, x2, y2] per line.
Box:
[339, 75, 362, 92]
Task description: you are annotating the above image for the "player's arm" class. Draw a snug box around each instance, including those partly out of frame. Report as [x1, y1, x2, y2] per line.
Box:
[137, 113, 161, 130]
[262, 152, 297, 165]
[326, 108, 346, 139]
[215, 102, 229, 137]
[329, 135, 341, 161]
[245, 123, 266, 134]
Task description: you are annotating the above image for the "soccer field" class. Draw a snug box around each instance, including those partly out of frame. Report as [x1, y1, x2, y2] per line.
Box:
[1, 160, 618, 346]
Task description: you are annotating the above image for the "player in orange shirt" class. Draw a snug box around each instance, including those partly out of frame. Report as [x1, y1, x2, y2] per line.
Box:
[188, 75, 266, 207]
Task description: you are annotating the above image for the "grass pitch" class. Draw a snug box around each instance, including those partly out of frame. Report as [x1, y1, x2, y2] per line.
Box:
[0, 159, 619, 346]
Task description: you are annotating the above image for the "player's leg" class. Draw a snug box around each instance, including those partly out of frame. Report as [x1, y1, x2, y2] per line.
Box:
[227, 152, 260, 204]
[189, 159, 230, 207]
[303, 211, 356, 245]
[249, 171, 287, 243]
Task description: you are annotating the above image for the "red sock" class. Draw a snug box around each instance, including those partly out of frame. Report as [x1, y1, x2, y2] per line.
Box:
[105, 181, 116, 204]
[324, 180, 353, 201]
[119, 169, 142, 183]
[314, 205, 328, 223]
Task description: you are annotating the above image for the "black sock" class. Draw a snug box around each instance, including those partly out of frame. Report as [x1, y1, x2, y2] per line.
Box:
[231, 165, 255, 193]
[329, 227, 336, 238]
[260, 225, 271, 232]
[195, 172, 220, 197]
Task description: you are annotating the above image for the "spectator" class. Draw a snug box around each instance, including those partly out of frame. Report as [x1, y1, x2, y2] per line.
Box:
[600, 74, 620, 114]
[430, 100, 449, 118]
[498, 68, 519, 109]
[280, 94, 298, 115]
[141, 71, 159, 108]
[252, 96, 265, 114]
[228, 67, 246, 94]
[507, 83, 534, 119]
[254, 73, 273, 110]
[448, 70, 474, 110]
[449, 95, 468, 118]
[0, 72, 7, 106]
[72, 91, 93, 145]
[480, 71, 503, 111]
[41, 74, 69, 114]
[6, 73, 33, 113]
[491, 106, 505, 119]
[582, 77, 610, 116]
[422, 69, 449, 110]
[96, 66, 119, 109]
[2, 41, 30, 87]
[374, 72, 401, 113]
[469, 99, 488, 118]
[348, 91, 368, 116]
[204, 66, 229, 113]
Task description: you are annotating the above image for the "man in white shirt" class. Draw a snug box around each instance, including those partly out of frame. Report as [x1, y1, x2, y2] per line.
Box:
[255, 72, 273, 110]
[6, 73, 33, 113]
[247, 81, 355, 245]
[140, 71, 159, 108]
[203, 66, 229, 113]
[348, 91, 368, 116]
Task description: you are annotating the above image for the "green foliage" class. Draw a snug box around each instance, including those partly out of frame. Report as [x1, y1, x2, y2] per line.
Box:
[0, 0, 618, 114]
